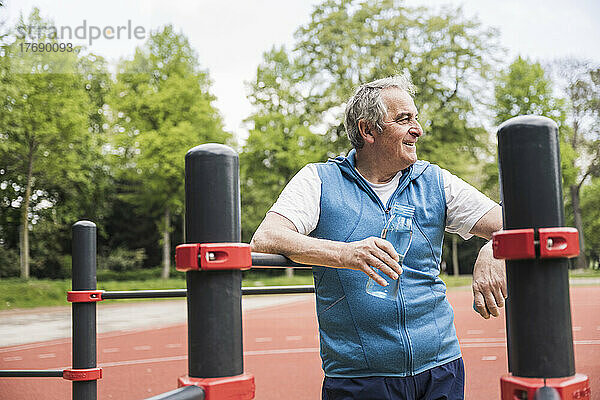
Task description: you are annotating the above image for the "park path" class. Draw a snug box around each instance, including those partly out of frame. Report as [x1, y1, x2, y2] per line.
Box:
[1, 287, 599, 399]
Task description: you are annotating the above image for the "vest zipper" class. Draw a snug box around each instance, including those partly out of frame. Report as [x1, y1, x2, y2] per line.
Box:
[346, 160, 415, 375]
[384, 202, 413, 375]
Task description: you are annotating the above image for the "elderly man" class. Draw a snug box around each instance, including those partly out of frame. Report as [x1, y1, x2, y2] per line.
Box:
[251, 75, 506, 400]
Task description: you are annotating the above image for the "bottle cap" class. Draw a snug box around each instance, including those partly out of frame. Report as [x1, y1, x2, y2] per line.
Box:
[391, 203, 415, 218]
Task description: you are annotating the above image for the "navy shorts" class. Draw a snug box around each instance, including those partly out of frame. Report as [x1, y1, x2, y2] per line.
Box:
[322, 358, 465, 400]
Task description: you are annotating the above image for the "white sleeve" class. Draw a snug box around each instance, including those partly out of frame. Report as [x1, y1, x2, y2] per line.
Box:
[268, 164, 321, 235]
[442, 169, 497, 240]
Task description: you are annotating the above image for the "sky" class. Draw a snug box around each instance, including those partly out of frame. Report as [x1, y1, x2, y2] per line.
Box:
[2, 0, 599, 142]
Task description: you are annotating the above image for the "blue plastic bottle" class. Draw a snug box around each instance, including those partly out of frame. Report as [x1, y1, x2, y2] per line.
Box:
[365, 203, 415, 300]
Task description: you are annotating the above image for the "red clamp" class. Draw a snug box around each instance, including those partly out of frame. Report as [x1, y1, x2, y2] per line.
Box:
[178, 373, 255, 400]
[67, 290, 104, 303]
[539, 228, 579, 258]
[501, 373, 590, 400]
[63, 368, 103, 381]
[492, 227, 579, 260]
[176, 243, 252, 272]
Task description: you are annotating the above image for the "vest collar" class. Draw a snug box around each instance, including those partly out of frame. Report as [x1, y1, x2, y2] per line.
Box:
[329, 149, 431, 210]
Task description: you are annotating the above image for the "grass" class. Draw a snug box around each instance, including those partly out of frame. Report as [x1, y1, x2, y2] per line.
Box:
[0, 273, 312, 311]
[1, 269, 598, 311]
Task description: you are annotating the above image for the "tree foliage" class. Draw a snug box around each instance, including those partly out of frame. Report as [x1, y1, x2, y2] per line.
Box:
[109, 25, 229, 277]
[554, 60, 600, 267]
[242, 0, 502, 240]
[485, 56, 570, 197]
[0, 9, 110, 278]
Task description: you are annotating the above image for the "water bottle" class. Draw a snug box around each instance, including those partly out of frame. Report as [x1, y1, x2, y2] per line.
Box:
[366, 203, 415, 300]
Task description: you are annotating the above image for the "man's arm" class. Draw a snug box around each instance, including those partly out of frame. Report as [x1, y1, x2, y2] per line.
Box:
[469, 204, 507, 319]
[250, 212, 402, 286]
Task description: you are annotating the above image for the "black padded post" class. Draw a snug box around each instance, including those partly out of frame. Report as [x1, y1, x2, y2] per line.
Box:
[184, 144, 243, 378]
[498, 115, 575, 378]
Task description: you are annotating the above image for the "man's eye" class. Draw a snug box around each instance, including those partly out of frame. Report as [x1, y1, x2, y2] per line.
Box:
[396, 117, 409, 123]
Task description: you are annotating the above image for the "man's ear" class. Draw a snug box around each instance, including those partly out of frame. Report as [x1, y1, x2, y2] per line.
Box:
[358, 120, 376, 144]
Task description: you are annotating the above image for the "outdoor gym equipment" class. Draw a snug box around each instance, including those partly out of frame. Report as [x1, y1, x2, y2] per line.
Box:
[0, 116, 592, 399]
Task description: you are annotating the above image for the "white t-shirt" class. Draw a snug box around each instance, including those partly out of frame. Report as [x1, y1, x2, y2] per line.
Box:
[269, 163, 497, 240]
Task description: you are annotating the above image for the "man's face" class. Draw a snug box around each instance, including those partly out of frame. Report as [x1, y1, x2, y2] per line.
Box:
[375, 87, 423, 171]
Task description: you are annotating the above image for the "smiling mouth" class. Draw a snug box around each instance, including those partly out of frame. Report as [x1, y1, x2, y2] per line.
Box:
[403, 141, 416, 147]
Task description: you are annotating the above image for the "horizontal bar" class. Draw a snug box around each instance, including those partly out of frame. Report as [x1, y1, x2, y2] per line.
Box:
[251, 252, 310, 268]
[242, 285, 314, 295]
[0, 370, 63, 378]
[144, 385, 205, 400]
[102, 289, 187, 300]
[100, 285, 315, 300]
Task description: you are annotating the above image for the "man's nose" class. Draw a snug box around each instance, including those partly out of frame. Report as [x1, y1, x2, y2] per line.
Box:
[409, 122, 423, 137]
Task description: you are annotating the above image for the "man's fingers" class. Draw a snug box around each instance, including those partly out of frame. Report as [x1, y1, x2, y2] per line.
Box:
[500, 279, 508, 299]
[492, 285, 505, 309]
[372, 238, 402, 275]
[473, 291, 489, 319]
[362, 265, 388, 286]
[374, 238, 400, 262]
[366, 254, 399, 280]
[483, 289, 500, 317]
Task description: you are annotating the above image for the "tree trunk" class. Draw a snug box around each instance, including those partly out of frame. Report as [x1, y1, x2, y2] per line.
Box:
[20, 151, 34, 279]
[452, 235, 460, 276]
[161, 208, 171, 279]
[570, 185, 587, 269]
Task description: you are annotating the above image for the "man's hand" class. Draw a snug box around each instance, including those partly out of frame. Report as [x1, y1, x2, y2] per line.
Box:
[472, 240, 507, 319]
[340, 237, 402, 286]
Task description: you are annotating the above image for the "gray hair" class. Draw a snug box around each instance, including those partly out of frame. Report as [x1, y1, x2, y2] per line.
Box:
[344, 74, 417, 149]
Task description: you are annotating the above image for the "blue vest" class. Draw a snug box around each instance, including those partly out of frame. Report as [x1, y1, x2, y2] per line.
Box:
[309, 150, 461, 377]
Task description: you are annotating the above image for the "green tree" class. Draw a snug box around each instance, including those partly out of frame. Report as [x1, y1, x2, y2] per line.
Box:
[0, 9, 109, 278]
[554, 59, 600, 268]
[242, 0, 501, 242]
[581, 177, 600, 268]
[486, 56, 570, 197]
[241, 47, 330, 241]
[110, 25, 229, 278]
[494, 56, 565, 124]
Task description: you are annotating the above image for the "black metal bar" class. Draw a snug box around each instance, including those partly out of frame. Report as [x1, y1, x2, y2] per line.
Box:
[250, 252, 310, 268]
[185, 144, 243, 378]
[0, 370, 63, 378]
[242, 285, 314, 295]
[497, 115, 575, 378]
[72, 221, 98, 400]
[144, 386, 205, 400]
[99, 286, 315, 299]
[102, 289, 187, 300]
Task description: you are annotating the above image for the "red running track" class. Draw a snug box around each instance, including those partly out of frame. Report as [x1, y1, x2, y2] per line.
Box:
[1, 286, 599, 399]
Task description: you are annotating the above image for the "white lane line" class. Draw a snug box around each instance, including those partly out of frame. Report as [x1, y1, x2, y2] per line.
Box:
[460, 339, 600, 348]
[3, 356, 23, 361]
[0, 338, 70, 353]
[574, 340, 600, 345]
[99, 355, 187, 368]
[481, 356, 497, 361]
[165, 343, 182, 349]
[133, 345, 152, 351]
[572, 326, 582, 331]
[245, 348, 319, 356]
[103, 348, 120, 353]
[462, 342, 506, 348]
[461, 338, 505, 343]
[285, 336, 302, 341]
[60, 348, 323, 369]
[38, 353, 56, 359]
[255, 337, 272, 343]
[466, 330, 484, 335]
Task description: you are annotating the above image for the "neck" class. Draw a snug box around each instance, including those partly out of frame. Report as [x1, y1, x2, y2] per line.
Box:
[354, 150, 400, 184]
